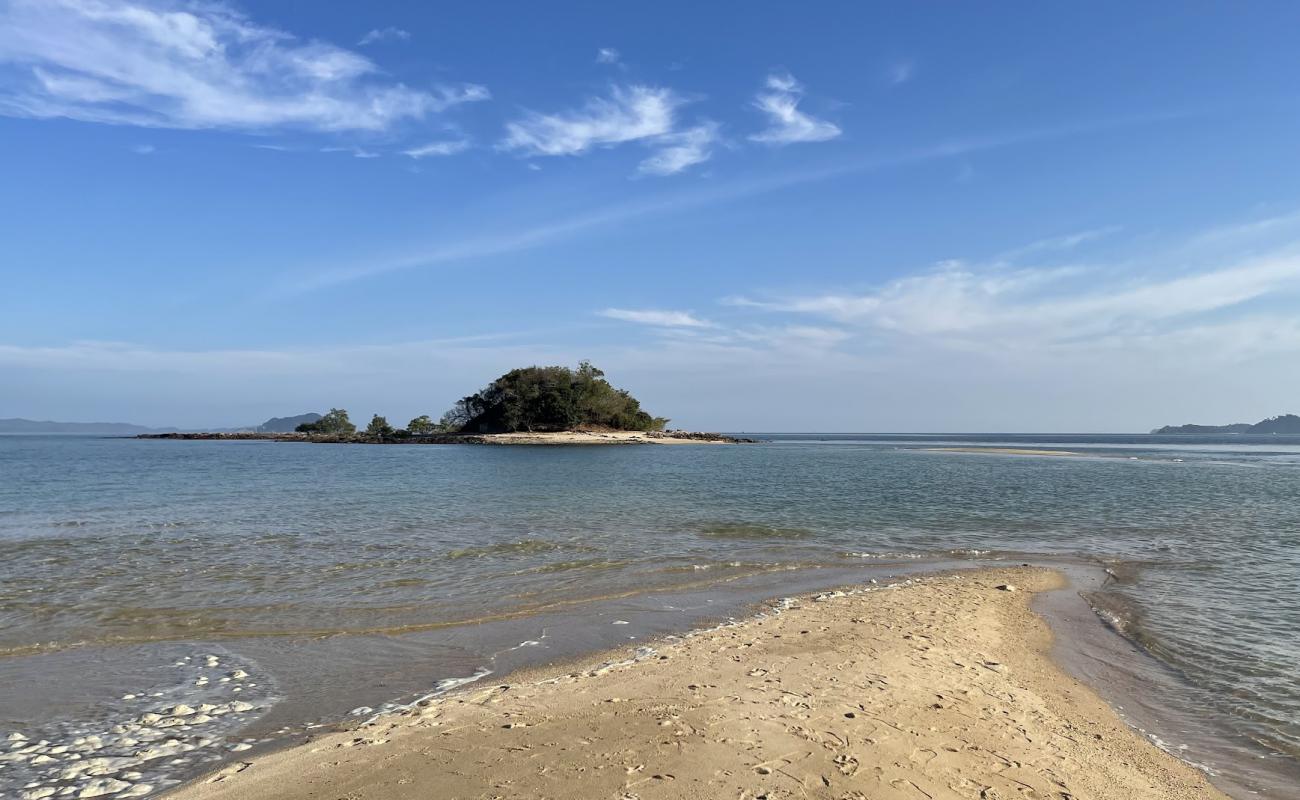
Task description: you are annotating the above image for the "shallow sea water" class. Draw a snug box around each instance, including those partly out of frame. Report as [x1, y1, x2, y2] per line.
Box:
[1, 433, 1298, 797]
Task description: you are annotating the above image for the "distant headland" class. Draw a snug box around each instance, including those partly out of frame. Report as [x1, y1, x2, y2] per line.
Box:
[138, 363, 752, 445]
[1151, 413, 1300, 435]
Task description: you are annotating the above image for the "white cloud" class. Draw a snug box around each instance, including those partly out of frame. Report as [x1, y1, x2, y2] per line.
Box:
[0, 0, 487, 132]
[358, 26, 410, 46]
[131, 143, 154, 155]
[994, 226, 1122, 261]
[599, 308, 713, 328]
[501, 85, 681, 156]
[749, 71, 840, 145]
[403, 139, 471, 158]
[887, 61, 914, 86]
[638, 122, 718, 176]
[727, 232, 1300, 358]
[321, 146, 380, 158]
[596, 47, 620, 65]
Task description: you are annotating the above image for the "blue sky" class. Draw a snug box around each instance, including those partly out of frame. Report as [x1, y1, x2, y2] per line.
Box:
[4, 0, 1300, 431]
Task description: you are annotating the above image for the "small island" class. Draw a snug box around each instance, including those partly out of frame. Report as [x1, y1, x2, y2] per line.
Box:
[139, 363, 751, 445]
[1151, 413, 1300, 435]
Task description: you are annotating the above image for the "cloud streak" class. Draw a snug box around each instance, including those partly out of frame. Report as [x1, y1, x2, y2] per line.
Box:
[280, 109, 1202, 293]
[501, 85, 680, 156]
[358, 26, 410, 46]
[727, 225, 1300, 360]
[638, 122, 718, 175]
[749, 72, 841, 145]
[0, 0, 487, 132]
[599, 308, 714, 328]
[403, 139, 471, 158]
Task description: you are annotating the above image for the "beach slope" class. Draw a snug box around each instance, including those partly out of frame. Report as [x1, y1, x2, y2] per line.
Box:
[168, 568, 1225, 800]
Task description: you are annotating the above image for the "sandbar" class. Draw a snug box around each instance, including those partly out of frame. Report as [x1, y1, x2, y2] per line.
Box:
[165, 568, 1224, 800]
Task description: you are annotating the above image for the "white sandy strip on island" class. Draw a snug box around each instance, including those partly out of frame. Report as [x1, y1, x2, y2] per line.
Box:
[166, 568, 1225, 800]
[481, 431, 731, 445]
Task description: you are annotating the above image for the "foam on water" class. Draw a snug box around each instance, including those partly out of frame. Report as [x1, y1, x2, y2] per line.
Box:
[0, 645, 276, 798]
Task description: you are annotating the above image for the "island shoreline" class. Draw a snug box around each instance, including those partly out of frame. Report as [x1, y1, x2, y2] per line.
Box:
[134, 430, 754, 445]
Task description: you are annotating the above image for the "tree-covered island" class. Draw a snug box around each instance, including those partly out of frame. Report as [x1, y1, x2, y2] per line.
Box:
[141, 363, 749, 445]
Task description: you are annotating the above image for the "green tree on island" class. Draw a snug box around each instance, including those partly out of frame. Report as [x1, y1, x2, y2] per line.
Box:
[406, 414, 437, 435]
[366, 414, 395, 437]
[443, 362, 668, 433]
[296, 408, 356, 434]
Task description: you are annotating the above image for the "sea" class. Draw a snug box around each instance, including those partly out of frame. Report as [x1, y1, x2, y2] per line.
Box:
[1, 433, 1297, 798]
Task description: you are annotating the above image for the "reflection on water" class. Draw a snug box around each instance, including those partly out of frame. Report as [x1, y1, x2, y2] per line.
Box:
[1, 433, 1298, 796]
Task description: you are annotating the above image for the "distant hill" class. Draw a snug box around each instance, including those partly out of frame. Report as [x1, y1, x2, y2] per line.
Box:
[0, 418, 178, 434]
[1152, 414, 1300, 434]
[255, 413, 321, 433]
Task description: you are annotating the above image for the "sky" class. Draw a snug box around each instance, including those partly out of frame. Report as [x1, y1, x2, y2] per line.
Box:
[3, 0, 1300, 431]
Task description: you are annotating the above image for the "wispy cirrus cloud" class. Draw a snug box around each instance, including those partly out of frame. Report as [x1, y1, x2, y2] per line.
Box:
[501, 84, 714, 176]
[285, 111, 1197, 294]
[358, 26, 410, 46]
[599, 308, 714, 328]
[726, 218, 1300, 359]
[637, 122, 718, 176]
[403, 139, 471, 158]
[887, 60, 915, 87]
[321, 145, 380, 159]
[595, 47, 621, 65]
[501, 84, 681, 156]
[0, 0, 487, 132]
[749, 71, 841, 145]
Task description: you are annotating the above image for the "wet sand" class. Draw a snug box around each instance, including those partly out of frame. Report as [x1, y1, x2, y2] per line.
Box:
[165, 568, 1226, 800]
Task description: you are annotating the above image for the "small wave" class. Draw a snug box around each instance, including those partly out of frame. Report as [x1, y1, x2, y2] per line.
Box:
[517, 559, 631, 575]
[446, 540, 588, 559]
[842, 551, 928, 560]
[698, 523, 811, 540]
[366, 666, 494, 722]
[653, 561, 747, 574]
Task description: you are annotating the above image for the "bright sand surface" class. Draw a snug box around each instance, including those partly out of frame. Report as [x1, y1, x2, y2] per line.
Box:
[166, 568, 1227, 800]
[922, 447, 1085, 457]
[481, 431, 730, 445]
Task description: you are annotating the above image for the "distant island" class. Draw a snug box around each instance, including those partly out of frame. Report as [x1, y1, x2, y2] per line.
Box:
[1, 413, 324, 436]
[1151, 413, 1300, 434]
[140, 363, 750, 445]
[0, 418, 179, 435]
[257, 413, 321, 433]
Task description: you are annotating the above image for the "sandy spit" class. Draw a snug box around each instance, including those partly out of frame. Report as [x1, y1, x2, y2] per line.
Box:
[922, 447, 1085, 457]
[479, 430, 734, 445]
[166, 568, 1226, 800]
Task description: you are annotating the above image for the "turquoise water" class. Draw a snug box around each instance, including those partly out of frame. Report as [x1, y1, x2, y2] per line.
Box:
[1, 434, 1298, 796]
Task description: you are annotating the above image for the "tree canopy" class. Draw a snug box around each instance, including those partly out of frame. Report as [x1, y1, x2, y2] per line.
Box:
[406, 414, 436, 435]
[442, 362, 668, 433]
[365, 414, 395, 437]
[297, 408, 356, 434]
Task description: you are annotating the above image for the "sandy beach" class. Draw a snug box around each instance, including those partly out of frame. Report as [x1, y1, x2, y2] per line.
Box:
[165, 567, 1226, 800]
[479, 430, 738, 445]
